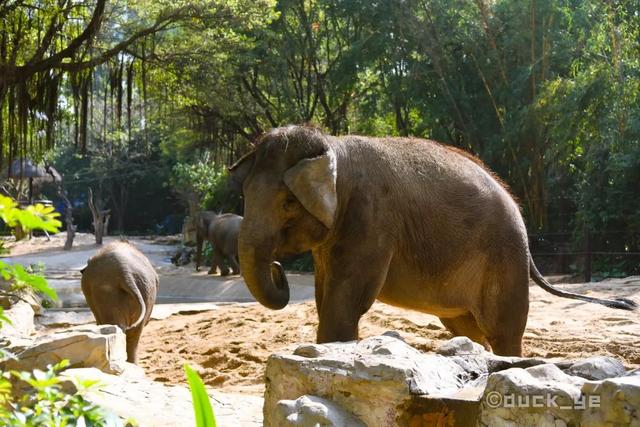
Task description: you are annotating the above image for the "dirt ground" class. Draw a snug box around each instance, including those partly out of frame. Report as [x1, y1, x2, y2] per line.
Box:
[4, 234, 639, 397]
[138, 279, 640, 396]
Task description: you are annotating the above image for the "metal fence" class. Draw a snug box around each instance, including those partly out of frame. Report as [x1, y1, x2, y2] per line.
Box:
[529, 230, 640, 281]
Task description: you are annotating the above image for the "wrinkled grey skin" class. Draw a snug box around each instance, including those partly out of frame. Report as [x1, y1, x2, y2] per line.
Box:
[195, 211, 242, 276]
[230, 125, 636, 357]
[81, 241, 158, 363]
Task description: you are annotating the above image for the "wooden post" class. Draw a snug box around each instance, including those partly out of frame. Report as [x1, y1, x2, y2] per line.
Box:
[584, 225, 592, 282]
[88, 187, 110, 245]
[46, 166, 75, 250]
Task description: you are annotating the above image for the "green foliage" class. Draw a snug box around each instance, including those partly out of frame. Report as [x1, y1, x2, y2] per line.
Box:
[0, 195, 62, 235]
[0, 196, 59, 309]
[0, 307, 10, 326]
[282, 252, 314, 273]
[0, 360, 123, 427]
[201, 243, 214, 268]
[184, 364, 217, 427]
[0, 262, 58, 303]
[50, 136, 183, 234]
[170, 158, 238, 212]
[3, 0, 640, 276]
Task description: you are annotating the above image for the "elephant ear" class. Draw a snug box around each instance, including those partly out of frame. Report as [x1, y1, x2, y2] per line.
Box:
[228, 151, 256, 193]
[283, 149, 337, 229]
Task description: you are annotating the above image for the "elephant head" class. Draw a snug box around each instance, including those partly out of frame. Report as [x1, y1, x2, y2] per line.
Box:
[229, 126, 338, 310]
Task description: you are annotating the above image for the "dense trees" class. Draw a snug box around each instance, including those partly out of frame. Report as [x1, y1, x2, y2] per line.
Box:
[1, 0, 638, 274]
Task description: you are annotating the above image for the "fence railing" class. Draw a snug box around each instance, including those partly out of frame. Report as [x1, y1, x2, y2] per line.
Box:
[529, 230, 640, 281]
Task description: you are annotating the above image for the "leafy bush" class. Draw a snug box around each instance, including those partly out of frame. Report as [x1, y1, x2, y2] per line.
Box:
[0, 195, 62, 245]
[281, 252, 314, 273]
[170, 159, 240, 213]
[0, 195, 61, 310]
[0, 361, 123, 427]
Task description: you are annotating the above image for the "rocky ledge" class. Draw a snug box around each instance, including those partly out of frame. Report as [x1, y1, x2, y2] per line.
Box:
[265, 333, 639, 427]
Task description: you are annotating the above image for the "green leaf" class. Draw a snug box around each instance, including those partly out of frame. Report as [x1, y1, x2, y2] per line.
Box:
[0, 307, 12, 326]
[11, 264, 58, 301]
[184, 364, 216, 427]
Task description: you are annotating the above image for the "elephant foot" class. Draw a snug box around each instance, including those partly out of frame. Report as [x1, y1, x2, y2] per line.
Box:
[207, 268, 217, 275]
[220, 269, 230, 276]
[231, 269, 240, 275]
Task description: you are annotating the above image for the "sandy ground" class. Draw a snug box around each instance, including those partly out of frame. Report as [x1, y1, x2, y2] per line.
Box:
[4, 233, 639, 397]
[138, 280, 640, 395]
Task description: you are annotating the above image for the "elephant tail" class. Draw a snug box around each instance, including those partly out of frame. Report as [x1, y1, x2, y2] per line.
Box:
[529, 256, 637, 311]
[122, 272, 147, 329]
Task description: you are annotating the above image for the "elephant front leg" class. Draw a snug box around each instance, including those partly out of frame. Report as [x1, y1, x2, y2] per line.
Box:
[210, 248, 228, 275]
[316, 243, 393, 343]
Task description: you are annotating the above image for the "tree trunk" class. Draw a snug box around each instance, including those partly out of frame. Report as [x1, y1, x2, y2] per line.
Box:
[88, 187, 110, 245]
[46, 166, 76, 250]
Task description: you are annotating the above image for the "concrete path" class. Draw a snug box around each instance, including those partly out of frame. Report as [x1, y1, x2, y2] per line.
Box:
[2, 236, 315, 307]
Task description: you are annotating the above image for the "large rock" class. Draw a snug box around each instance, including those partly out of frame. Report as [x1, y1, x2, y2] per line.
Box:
[566, 356, 627, 381]
[436, 336, 486, 356]
[266, 335, 636, 427]
[2, 324, 133, 375]
[265, 335, 486, 427]
[37, 310, 95, 328]
[274, 395, 366, 427]
[60, 368, 263, 427]
[2, 300, 35, 337]
[479, 364, 587, 427]
[581, 374, 640, 427]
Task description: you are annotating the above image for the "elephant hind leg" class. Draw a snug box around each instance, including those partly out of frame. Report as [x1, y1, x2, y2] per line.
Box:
[125, 325, 143, 363]
[439, 313, 490, 350]
[473, 267, 529, 357]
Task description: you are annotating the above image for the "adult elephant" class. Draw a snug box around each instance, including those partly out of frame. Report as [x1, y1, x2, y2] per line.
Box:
[229, 125, 636, 356]
[195, 211, 242, 276]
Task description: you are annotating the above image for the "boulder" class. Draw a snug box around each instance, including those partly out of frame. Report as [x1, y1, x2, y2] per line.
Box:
[60, 368, 263, 427]
[266, 335, 635, 427]
[171, 245, 194, 266]
[265, 335, 486, 427]
[274, 395, 365, 427]
[436, 336, 486, 356]
[566, 356, 627, 381]
[2, 300, 35, 337]
[580, 374, 640, 426]
[2, 324, 130, 375]
[479, 364, 587, 427]
[37, 310, 95, 328]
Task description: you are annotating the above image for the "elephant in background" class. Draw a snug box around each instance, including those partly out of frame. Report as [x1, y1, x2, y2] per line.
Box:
[194, 211, 242, 276]
[81, 241, 158, 363]
[229, 125, 636, 357]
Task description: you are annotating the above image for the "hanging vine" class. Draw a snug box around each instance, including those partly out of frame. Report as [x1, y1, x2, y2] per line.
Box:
[0, 0, 193, 170]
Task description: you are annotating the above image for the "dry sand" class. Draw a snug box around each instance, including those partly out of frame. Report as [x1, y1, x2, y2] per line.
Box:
[138, 279, 640, 396]
[4, 234, 639, 397]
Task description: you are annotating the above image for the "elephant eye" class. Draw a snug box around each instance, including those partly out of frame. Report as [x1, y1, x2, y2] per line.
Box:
[283, 195, 298, 211]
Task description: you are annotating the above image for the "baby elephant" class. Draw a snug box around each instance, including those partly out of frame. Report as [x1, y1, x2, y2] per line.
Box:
[81, 241, 158, 363]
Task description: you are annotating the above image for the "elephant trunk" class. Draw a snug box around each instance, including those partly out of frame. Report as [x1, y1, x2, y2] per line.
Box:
[238, 230, 290, 310]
